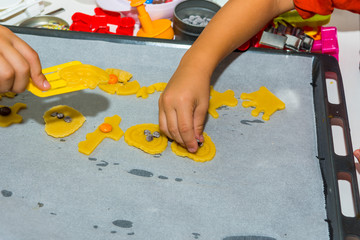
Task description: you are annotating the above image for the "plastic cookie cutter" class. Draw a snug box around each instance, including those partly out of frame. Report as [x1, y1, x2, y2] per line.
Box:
[311, 26, 339, 61]
[240, 86, 285, 121]
[78, 115, 124, 155]
[70, 8, 135, 35]
[27, 61, 109, 97]
[130, 0, 174, 39]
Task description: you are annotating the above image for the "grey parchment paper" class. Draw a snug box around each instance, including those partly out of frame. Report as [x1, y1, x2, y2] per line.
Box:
[0, 33, 329, 240]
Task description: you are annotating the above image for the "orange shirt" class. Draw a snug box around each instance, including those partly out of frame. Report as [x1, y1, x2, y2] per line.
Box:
[294, 0, 360, 18]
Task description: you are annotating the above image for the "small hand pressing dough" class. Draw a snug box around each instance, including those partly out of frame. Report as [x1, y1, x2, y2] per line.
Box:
[43, 105, 86, 138]
[171, 132, 216, 162]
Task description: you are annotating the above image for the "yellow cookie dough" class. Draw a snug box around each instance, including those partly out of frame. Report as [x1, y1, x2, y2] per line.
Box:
[171, 132, 216, 162]
[208, 86, 238, 119]
[44, 105, 86, 138]
[78, 115, 124, 155]
[124, 123, 168, 155]
[99, 80, 141, 95]
[106, 68, 133, 83]
[136, 82, 167, 99]
[0, 92, 16, 100]
[0, 103, 27, 127]
[99, 68, 140, 95]
[240, 86, 285, 121]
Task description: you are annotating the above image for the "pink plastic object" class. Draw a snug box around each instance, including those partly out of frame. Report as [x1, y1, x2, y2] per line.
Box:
[70, 7, 135, 36]
[312, 26, 339, 61]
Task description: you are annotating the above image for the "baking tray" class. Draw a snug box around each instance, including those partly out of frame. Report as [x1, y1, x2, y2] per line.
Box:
[1, 26, 359, 240]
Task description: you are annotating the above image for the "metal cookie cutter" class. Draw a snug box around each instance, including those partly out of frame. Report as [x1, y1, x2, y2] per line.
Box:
[259, 21, 314, 52]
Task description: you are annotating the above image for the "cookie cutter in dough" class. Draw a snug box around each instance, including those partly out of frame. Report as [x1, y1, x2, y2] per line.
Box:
[27, 61, 109, 97]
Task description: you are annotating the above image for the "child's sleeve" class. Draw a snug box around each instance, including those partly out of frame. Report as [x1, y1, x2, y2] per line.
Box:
[293, 0, 360, 19]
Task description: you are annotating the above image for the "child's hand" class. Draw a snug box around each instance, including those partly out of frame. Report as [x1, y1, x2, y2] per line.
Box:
[0, 25, 50, 93]
[354, 148, 360, 162]
[159, 60, 211, 153]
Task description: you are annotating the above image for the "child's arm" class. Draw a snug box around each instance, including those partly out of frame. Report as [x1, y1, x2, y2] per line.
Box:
[0, 25, 50, 93]
[159, 0, 295, 153]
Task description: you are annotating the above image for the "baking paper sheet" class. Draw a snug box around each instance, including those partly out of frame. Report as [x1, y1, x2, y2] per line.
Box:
[0, 33, 329, 240]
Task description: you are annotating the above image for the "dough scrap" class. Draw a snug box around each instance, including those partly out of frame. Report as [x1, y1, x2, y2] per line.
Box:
[78, 115, 124, 155]
[44, 105, 86, 138]
[99, 68, 140, 95]
[171, 132, 216, 162]
[240, 86, 285, 121]
[136, 82, 167, 99]
[0, 92, 16, 100]
[124, 123, 168, 154]
[0, 103, 27, 127]
[208, 86, 238, 118]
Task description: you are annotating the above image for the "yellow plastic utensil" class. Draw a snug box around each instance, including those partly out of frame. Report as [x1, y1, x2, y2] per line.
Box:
[27, 61, 109, 97]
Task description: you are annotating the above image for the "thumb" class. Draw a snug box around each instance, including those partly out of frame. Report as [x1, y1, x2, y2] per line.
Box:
[30, 70, 50, 91]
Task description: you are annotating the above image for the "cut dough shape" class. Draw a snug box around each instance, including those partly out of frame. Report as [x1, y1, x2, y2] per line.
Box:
[208, 86, 238, 118]
[136, 82, 167, 99]
[105, 68, 133, 83]
[0, 92, 16, 100]
[171, 132, 216, 162]
[44, 105, 86, 138]
[240, 86, 285, 121]
[124, 123, 168, 154]
[0, 103, 27, 127]
[99, 68, 140, 95]
[78, 115, 124, 155]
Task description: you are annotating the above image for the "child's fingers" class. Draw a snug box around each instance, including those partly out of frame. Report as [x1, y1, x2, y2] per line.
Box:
[177, 104, 199, 153]
[0, 55, 15, 93]
[0, 45, 30, 93]
[159, 106, 170, 138]
[165, 108, 184, 147]
[354, 149, 360, 161]
[12, 37, 50, 91]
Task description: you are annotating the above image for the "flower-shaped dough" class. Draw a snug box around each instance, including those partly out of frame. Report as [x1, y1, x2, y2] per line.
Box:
[171, 132, 216, 162]
[43, 105, 86, 138]
[240, 86, 285, 121]
[0, 103, 26, 127]
[124, 123, 168, 155]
